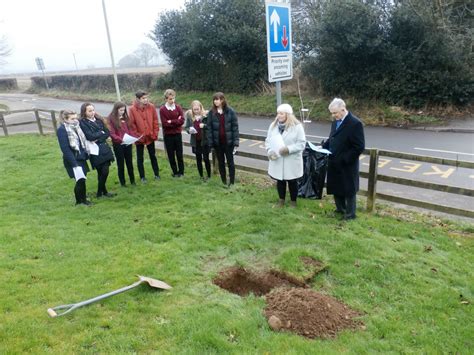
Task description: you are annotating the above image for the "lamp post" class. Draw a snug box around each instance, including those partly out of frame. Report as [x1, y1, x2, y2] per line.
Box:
[101, 0, 121, 102]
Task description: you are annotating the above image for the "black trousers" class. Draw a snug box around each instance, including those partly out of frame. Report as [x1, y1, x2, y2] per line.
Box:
[113, 143, 135, 185]
[136, 142, 159, 179]
[276, 179, 298, 202]
[96, 162, 110, 196]
[334, 194, 357, 218]
[164, 134, 184, 175]
[215, 144, 235, 185]
[193, 144, 211, 178]
[74, 178, 87, 204]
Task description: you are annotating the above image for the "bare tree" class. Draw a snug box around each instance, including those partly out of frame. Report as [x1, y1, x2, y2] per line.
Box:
[134, 43, 159, 67]
[0, 36, 12, 66]
[118, 53, 141, 68]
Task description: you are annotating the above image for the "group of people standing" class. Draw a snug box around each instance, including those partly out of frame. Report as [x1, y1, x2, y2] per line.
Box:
[57, 92, 365, 220]
[57, 90, 240, 206]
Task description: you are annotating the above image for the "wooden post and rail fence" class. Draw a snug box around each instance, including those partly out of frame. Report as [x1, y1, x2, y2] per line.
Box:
[1, 108, 473, 218]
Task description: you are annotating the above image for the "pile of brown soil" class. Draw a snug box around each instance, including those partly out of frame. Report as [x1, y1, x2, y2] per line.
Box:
[213, 266, 306, 296]
[264, 288, 363, 339]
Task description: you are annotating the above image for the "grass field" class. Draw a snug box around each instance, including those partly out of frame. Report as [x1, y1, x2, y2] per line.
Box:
[0, 134, 472, 353]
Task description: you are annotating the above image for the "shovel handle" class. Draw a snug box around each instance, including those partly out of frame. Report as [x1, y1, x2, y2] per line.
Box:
[47, 280, 143, 317]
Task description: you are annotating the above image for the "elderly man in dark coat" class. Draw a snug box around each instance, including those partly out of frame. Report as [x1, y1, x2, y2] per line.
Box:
[323, 98, 365, 220]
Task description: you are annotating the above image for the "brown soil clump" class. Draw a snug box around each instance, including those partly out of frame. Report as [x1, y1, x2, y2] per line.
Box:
[213, 266, 307, 296]
[264, 288, 363, 339]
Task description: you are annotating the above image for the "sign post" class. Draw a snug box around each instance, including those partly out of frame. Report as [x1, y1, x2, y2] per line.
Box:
[35, 57, 49, 90]
[265, 1, 292, 107]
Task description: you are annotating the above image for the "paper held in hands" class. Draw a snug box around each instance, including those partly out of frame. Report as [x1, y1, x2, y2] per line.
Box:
[73, 166, 86, 181]
[121, 134, 142, 145]
[86, 141, 99, 156]
[268, 134, 286, 157]
[307, 141, 332, 155]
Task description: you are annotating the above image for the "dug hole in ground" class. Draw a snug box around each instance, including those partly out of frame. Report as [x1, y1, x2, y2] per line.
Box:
[213, 256, 364, 339]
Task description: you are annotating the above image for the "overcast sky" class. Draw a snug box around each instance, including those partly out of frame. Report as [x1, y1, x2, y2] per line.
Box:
[0, 0, 185, 74]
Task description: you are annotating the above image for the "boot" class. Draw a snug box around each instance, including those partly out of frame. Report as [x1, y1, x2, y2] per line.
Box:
[276, 199, 285, 208]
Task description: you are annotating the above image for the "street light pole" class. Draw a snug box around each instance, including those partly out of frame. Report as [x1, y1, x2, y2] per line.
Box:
[73, 53, 78, 71]
[101, 0, 121, 102]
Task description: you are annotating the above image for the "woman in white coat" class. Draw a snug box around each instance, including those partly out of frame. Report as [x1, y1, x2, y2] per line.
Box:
[265, 104, 306, 207]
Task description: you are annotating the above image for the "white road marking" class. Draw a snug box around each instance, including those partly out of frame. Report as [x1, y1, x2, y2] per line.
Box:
[252, 128, 326, 139]
[414, 147, 474, 157]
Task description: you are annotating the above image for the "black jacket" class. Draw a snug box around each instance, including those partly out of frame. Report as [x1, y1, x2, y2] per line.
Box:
[57, 124, 90, 178]
[323, 112, 365, 196]
[79, 117, 114, 168]
[207, 106, 239, 147]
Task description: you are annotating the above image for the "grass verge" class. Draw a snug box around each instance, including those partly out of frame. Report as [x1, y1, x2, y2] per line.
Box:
[0, 134, 472, 353]
[28, 88, 443, 127]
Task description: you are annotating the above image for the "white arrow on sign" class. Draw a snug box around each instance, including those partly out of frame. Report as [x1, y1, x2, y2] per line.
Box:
[270, 9, 280, 44]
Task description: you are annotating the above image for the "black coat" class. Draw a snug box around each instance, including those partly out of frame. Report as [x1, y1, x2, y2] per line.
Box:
[57, 124, 90, 178]
[79, 117, 114, 168]
[207, 106, 239, 147]
[323, 112, 365, 196]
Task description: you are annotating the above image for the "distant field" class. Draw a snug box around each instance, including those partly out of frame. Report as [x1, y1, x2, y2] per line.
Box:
[0, 66, 172, 91]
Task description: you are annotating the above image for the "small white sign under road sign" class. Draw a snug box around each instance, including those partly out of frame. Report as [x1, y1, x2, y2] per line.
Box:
[265, 2, 292, 83]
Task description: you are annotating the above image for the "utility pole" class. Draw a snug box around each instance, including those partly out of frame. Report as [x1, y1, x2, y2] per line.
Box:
[73, 53, 78, 71]
[101, 0, 121, 101]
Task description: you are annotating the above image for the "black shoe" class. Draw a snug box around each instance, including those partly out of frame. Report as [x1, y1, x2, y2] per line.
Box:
[103, 192, 116, 198]
[76, 200, 92, 206]
[131, 181, 136, 186]
[344, 214, 356, 220]
[334, 209, 345, 214]
[141, 177, 147, 184]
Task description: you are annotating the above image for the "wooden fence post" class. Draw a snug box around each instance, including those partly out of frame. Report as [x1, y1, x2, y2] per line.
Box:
[366, 148, 379, 212]
[0, 112, 8, 136]
[50, 110, 58, 133]
[34, 109, 44, 135]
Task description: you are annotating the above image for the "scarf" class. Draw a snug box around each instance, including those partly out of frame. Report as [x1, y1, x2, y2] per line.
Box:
[64, 121, 89, 153]
[278, 122, 286, 134]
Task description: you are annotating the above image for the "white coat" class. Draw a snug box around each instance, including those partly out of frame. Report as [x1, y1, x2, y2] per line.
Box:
[265, 122, 306, 180]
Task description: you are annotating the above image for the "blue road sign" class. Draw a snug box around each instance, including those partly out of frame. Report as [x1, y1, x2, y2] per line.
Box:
[267, 5, 291, 53]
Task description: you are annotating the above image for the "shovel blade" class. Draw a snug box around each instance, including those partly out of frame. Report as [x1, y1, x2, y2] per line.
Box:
[138, 275, 172, 290]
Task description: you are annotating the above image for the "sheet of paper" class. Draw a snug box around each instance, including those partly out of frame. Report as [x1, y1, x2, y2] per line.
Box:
[268, 133, 285, 157]
[86, 141, 99, 155]
[308, 141, 331, 155]
[73, 166, 86, 181]
[121, 134, 141, 145]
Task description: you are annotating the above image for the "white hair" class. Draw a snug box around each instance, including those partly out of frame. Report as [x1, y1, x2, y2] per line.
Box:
[328, 98, 346, 111]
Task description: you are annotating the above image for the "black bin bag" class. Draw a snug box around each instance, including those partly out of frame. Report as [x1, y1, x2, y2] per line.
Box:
[297, 142, 329, 199]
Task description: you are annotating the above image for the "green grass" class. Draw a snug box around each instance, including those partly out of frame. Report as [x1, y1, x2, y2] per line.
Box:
[28, 88, 445, 127]
[1, 134, 472, 353]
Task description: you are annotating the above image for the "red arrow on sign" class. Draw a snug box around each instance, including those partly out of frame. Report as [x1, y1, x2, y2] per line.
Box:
[282, 25, 288, 48]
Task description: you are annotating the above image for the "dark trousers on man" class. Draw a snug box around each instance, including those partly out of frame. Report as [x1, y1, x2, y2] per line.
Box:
[113, 143, 135, 186]
[277, 179, 298, 202]
[334, 194, 357, 219]
[164, 133, 184, 176]
[194, 144, 211, 178]
[215, 144, 235, 185]
[136, 142, 159, 179]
